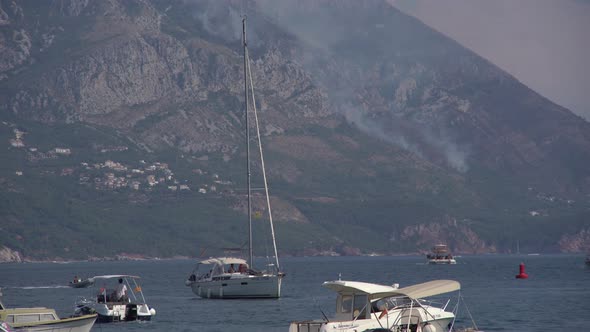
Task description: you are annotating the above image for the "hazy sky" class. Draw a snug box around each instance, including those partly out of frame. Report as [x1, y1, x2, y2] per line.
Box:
[390, 0, 590, 121]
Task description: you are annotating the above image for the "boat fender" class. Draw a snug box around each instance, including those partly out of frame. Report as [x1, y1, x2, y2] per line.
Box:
[515, 262, 529, 279]
[150, 308, 156, 316]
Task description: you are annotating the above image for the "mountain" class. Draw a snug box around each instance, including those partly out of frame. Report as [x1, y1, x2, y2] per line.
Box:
[1, 0, 590, 261]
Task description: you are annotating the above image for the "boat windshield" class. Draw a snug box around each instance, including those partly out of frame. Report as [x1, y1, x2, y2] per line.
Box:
[5, 312, 58, 324]
[340, 294, 369, 320]
[194, 261, 253, 279]
[372, 296, 413, 311]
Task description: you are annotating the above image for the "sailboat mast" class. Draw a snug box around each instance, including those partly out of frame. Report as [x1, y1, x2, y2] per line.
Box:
[243, 17, 253, 267]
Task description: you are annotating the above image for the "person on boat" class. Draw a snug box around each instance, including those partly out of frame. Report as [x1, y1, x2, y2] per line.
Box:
[228, 264, 235, 273]
[238, 264, 247, 273]
[73, 276, 79, 283]
[116, 278, 128, 302]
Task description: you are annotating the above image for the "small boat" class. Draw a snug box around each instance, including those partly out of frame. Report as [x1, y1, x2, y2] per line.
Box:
[185, 17, 284, 299]
[427, 244, 457, 264]
[69, 276, 94, 288]
[0, 289, 96, 332]
[289, 279, 470, 332]
[73, 275, 155, 323]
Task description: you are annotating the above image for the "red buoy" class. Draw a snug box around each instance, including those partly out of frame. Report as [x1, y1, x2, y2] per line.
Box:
[515, 262, 529, 279]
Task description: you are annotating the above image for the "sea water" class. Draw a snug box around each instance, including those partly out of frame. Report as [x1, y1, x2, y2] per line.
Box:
[1, 254, 589, 331]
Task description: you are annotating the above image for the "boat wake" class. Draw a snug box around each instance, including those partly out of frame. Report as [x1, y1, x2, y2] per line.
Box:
[11, 285, 70, 289]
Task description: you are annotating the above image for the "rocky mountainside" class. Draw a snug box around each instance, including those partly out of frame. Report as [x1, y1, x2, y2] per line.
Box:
[1, 0, 590, 260]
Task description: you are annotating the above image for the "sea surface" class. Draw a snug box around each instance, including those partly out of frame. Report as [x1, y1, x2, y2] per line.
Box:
[1, 254, 589, 331]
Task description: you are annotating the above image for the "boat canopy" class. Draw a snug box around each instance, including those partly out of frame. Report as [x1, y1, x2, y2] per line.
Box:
[198, 257, 248, 265]
[323, 280, 460, 300]
[382, 280, 460, 300]
[323, 280, 400, 300]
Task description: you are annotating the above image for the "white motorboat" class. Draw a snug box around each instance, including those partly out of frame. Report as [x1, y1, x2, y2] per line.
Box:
[0, 289, 96, 332]
[427, 244, 457, 265]
[185, 17, 284, 299]
[289, 279, 466, 332]
[73, 275, 155, 323]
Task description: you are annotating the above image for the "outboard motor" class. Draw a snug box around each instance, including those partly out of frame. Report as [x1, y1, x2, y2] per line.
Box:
[125, 304, 138, 321]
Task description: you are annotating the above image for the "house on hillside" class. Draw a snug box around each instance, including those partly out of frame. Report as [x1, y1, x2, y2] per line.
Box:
[147, 175, 157, 186]
[55, 147, 71, 155]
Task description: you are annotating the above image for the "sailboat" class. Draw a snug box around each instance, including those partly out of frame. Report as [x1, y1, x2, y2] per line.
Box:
[185, 17, 284, 299]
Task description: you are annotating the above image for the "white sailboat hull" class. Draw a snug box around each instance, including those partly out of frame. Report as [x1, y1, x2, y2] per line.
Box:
[428, 258, 457, 264]
[190, 274, 282, 299]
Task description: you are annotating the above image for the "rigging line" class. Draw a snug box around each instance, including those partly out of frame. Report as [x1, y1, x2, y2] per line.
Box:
[405, 299, 414, 331]
[352, 302, 369, 323]
[460, 293, 479, 330]
[376, 298, 396, 328]
[418, 297, 445, 324]
[245, 42, 280, 272]
[371, 310, 385, 329]
[448, 292, 461, 331]
[314, 297, 330, 322]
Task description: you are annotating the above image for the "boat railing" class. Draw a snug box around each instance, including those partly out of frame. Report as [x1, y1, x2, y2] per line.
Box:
[416, 298, 449, 309]
[288, 320, 324, 332]
[379, 298, 448, 312]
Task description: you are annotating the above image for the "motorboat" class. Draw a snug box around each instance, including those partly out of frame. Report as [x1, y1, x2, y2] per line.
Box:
[69, 276, 94, 288]
[0, 289, 96, 332]
[427, 244, 457, 264]
[73, 275, 155, 323]
[185, 257, 283, 299]
[289, 279, 466, 332]
[185, 17, 284, 299]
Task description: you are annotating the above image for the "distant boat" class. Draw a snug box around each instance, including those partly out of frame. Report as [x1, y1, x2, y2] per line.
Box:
[0, 288, 96, 332]
[69, 276, 94, 288]
[184, 17, 283, 299]
[426, 244, 457, 264]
